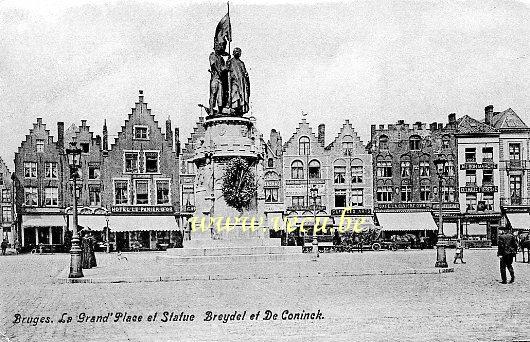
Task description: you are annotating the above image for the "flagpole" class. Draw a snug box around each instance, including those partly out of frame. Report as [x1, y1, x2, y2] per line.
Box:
[227, 1, 232, 114]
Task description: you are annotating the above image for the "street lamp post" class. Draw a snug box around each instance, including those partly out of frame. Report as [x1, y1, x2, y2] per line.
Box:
[105, 212, 110, 253]
[66, 143, 83, 278]
[310, 185, 319, 259]
[433, 158, 448, 268]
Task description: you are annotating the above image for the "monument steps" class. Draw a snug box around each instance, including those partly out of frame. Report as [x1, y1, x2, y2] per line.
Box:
[167, 245, 301, 257]
[157, 251, 310, 265]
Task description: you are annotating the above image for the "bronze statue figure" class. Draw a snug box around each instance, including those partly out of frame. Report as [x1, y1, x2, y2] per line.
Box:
[209, 41, 229, 115]
[228, 47, 250, 115]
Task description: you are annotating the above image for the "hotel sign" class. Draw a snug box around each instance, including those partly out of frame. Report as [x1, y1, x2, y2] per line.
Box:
[460, 163, 497, 170]
[331, 208, 372, 216]
[111, 206, 174, 213]
[376, 203, 431, 210]
[459, 186, 498, 193]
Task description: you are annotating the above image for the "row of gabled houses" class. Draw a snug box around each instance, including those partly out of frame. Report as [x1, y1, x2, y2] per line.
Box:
[1, 91, 528, 250]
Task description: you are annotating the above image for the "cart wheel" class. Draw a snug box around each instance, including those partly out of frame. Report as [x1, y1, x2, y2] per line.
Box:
[372, 243, 381, 251]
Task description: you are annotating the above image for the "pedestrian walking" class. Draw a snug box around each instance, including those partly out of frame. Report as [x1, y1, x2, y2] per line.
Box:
[1, 239, 7, 255]
[497, 227, 518, 284]
[453, 239, 466, 264]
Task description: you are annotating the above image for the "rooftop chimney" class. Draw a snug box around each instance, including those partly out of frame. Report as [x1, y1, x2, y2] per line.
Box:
[175, 128, 180, 156]
[57, 122, 64, 150]
[166, 117, 173, 149]
[485, 105, 494, 125]
[448, 113, 456, 124]
[102, 119, 108, 151]
[318, 124, 325, 146]
[139, 90, 144, 103]
[429, 122, 437, 131]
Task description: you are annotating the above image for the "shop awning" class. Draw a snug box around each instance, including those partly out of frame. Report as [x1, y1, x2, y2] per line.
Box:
[376, 212, 438, 231]
[68, 215, 109, 231]
[22, 215, 66, 228]
[506, 213, 530, 230]
[108, 215, 178, 232]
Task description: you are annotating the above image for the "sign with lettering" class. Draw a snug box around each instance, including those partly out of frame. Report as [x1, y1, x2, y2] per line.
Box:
[376, 203, 431, 210]
[331, 208, 372, 216]
[459, 186, 498, 193]
[459, 163, 497, 170]
[111, 206, 174, 213]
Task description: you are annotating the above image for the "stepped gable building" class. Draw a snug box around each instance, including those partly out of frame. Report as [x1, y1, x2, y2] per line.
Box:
[14, 119, 67, 249]
[62, 120, 107, 231]
[370, 115, 459, 239]
[263, 128, 284, 231]
[0, 158, 15, 245]
[102, 91, 180, 251]
[489, 107, 530, 233]
[325, 120, 373, 229]
[455, 111, 500, 246]
[179, 115, 206, 235]
[282, 119, 374, 236]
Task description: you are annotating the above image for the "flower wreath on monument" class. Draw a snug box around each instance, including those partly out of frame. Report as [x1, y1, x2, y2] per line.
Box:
[222, 157, 257, 211]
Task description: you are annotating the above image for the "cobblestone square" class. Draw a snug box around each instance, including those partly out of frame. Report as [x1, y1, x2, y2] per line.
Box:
[1, 249, 529, 342]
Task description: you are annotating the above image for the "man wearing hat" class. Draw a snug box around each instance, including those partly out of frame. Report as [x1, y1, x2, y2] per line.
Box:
[497, 227, 518, 284]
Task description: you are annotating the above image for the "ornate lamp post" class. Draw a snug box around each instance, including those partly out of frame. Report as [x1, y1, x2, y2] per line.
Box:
[433, 157, 448, 268]
[310, 185, 319, 259]
[66, 143, 83, 278]
[105, 211, 110, 253]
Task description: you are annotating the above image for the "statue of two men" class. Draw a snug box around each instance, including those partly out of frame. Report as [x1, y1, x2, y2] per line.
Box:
[209, 42, 250, 116]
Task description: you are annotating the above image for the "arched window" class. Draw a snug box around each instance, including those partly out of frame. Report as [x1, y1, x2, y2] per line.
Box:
[291, 160, 304, 179]
[379, 135, 389, 150]
[308, 160, 321, 179]
[342, 135, 354, 155]
[409, 135, 421, 151]
[299, 136, 310, 155]
[334, 159, 346, 184]
[267, 158, 274, 168]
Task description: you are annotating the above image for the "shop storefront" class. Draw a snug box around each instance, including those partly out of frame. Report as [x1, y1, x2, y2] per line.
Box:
[375, 211, 438, 239]
[21, 214, 65, 249]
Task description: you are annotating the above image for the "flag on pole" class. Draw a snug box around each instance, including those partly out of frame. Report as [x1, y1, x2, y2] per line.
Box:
[215, 13, 232, 48]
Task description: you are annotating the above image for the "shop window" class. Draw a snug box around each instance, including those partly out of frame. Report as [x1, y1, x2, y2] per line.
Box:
[265, 188, 279, 203]
[124, 152, 139, 173]
[114, 181, 129, 205]
[24, 187, 38, 206]
[24, 162, 37, 178]
[45, 162, 58, 179]
[156, 180, 170, 204]
[145, 152, 159, 173]
[135, 180, 149, 205]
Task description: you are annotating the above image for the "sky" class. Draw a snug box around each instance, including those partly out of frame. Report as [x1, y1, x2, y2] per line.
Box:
[0, 0, 529, 170]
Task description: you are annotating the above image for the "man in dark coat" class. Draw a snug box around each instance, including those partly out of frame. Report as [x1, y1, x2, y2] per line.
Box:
[497, 228, 518, 284]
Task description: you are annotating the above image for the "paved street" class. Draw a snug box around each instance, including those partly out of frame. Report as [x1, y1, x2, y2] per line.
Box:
[1, 249, 529, 342]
